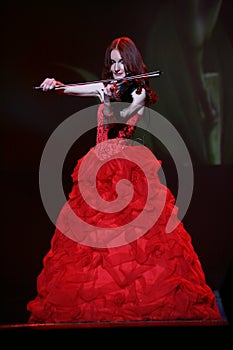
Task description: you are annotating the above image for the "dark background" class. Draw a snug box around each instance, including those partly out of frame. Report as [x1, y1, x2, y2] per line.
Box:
[1, 0, 233, 333]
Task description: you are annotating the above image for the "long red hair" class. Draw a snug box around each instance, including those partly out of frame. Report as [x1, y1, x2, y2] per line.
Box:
[102, 37, 158, 105]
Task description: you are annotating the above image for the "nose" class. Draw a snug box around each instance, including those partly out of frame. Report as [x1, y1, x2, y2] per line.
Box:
[114, 62, 120, 72]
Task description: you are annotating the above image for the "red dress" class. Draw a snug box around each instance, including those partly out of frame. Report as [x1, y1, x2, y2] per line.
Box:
[27, 103, 221, 323]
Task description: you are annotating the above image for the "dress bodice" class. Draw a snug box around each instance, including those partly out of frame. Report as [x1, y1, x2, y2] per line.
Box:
[94, 103, 141, 160]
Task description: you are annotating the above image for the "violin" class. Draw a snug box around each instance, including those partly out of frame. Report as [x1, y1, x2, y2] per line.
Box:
[111, 71, 161, 105]
[109, 77, 143, 103]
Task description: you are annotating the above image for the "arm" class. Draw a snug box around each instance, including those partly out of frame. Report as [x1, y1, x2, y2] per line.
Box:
[119, 88, 146, 118]
[39, 78, 105, 102]
[102, 83, 146, 120]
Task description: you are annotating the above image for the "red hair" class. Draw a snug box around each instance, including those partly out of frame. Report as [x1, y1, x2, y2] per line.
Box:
[102, 37, 158, 105]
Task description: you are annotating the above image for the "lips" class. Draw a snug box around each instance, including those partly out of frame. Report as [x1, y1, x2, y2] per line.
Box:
[113, 73, 125, 79]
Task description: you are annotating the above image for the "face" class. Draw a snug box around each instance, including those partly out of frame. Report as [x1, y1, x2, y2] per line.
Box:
[110, 49, 126, 80]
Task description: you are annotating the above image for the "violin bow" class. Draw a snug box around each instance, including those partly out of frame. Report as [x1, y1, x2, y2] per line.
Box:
[33, 70, 163, 90]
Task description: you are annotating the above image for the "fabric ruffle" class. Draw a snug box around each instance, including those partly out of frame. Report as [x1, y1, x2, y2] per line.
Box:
[27, 145, 221, 323]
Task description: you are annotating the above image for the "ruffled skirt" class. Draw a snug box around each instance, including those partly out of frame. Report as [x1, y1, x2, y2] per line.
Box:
[27, 144, 221, 323]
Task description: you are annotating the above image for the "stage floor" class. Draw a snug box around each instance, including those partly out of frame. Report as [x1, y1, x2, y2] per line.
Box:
[0, 318, 228, 331]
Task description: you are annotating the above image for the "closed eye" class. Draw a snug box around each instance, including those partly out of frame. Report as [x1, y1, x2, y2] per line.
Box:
[110, 59, 124, 65]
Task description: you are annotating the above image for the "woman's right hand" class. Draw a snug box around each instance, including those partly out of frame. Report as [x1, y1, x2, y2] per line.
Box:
[39, 78, 63, 91]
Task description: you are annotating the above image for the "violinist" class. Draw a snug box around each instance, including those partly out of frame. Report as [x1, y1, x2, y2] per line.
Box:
[27, 36, 221, 323]
[39, 36, 158, 135]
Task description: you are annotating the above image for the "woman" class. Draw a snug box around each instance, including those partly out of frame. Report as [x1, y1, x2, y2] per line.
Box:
[27, 36, 221, 323]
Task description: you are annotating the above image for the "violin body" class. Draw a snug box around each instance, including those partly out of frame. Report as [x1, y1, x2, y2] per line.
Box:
[110, 78, 144, 103]
[109, 75, 158, 106]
